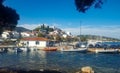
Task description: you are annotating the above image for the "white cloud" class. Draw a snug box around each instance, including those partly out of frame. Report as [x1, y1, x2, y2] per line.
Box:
[17, 23, 64, 30]
[17, 23, 51, 30]
[51, 23, 62, 28]
[17, 24, 40, 30]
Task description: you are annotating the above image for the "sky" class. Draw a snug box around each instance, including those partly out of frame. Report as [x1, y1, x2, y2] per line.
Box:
[4, 0, 120, 39]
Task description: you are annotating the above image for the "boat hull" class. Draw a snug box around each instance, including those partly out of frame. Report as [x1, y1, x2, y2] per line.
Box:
[61, 48, 87, 52]
[95, 49, 119, 54]
[43, 47, 57, 51]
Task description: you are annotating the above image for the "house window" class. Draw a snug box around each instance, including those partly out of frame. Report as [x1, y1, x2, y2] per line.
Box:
[36, 41, 39, 45]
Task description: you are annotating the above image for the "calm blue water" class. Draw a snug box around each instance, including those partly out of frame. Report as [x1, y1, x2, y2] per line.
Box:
[0, 51, 120, 73]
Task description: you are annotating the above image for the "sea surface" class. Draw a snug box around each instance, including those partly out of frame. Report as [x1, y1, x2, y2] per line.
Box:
[0, 42, 120, 73]
[0, 51, 120, 73]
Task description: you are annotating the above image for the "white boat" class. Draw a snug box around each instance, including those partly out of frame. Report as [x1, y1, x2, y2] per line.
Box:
[0, 48, 4, 53]
[0, 48, 8, 53]
[61, 47, 87, 52]
[20, 47, 28, 52]
[29, 47, 37, 51]
[60, 22, 88, 52]
[60, 44, 88, 52]
[14, 47, 23, 53]
[7, 48, 15, 52]
[95, 49, 119, 53]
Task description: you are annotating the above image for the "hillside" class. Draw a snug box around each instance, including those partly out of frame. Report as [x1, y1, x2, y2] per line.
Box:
[78, 35, 120, 41]
[15, 27, 31, 32]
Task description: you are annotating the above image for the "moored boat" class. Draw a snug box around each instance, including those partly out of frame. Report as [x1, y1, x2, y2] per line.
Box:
[14, 47, 23, 53]
[60, 44, 88, 52]
[0, 48, 4, 53]
[0, 48, 8, 53]
[43, 47, 57, 51]
[29, 47, 37, 51]
[61, 47, 87, 52]
[20, 47, 28, 52]
[95, 49, 119, 53]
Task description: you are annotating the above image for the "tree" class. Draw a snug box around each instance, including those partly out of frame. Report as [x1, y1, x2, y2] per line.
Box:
[33, 27, 40, 31]
[41, 24, 45, 30]
[75, 0, 104, 13]
[54, 35, 62, 42]
[80, 35, 87, 42]
[0, 0, 19, 35]
[37, 32, 44, 37]
[46, 26, 49, 34]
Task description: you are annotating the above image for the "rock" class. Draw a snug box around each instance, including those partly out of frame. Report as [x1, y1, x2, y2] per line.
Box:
[81, 66, 94, 73]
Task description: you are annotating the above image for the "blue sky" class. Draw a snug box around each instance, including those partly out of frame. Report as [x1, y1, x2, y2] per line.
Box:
[4, 0, 120, 38]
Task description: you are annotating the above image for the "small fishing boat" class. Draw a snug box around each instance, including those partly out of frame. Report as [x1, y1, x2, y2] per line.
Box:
[7, 48, 15, 52]
[61, 22, 88, 52]
[61, 47, 87, 52]
[43, 47, 57, 51]
[95, 49, 119, 53]
[14, 47, 23, 53]
[20, 47, 28, 52]
[60, 44, 88, 52]
[0, 48, 8, 53]
[29, 47, 37, 51]
[0, 48, 4, 53]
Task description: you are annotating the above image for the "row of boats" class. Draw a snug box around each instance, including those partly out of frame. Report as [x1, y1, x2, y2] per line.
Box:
[0, 46, 88, 53]
[60, 46, 119, 54]
[0, 43, 120, 54]
[0, 47, 37, 53]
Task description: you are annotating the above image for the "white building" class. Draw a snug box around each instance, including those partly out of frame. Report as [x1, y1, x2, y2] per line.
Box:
[21, 32, 31, 37]
[1, 31, 10, 39]
[2, 31, 20, 39]
[66, 32, 71, 36]
[21, 32, 35, 37]
[62, 34, 68, 38]
[20, 37, 49, 49]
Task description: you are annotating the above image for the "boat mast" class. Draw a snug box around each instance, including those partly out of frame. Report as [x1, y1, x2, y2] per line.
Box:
[79, 21, 82, 42]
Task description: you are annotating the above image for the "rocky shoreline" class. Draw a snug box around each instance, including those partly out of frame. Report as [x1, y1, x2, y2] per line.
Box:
[0, 68, 63, 73]
[0, 66, 94, 73]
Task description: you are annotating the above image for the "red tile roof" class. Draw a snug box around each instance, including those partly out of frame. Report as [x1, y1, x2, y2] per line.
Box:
[21, 37, 48, 41]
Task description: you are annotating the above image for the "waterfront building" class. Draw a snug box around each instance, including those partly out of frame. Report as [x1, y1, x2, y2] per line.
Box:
[19, 37, 49, 49]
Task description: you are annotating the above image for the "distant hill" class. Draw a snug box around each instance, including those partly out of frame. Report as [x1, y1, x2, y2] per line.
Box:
[77, 35, 120, 41]
[15, 27, 31, 32]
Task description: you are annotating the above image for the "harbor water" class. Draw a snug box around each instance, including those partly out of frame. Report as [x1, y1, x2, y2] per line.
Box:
[0, 51, 120, 73]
